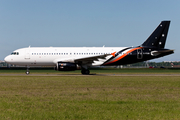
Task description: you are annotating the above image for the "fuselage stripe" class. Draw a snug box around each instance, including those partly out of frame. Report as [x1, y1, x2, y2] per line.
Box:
[104, 47, 143, 65]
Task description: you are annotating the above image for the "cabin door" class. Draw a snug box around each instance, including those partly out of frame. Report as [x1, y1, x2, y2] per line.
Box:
[25, 49, 30, 59]
[137, 49, 143, 59]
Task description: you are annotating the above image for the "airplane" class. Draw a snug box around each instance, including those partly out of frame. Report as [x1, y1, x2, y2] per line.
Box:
[4, 21, 174, 75]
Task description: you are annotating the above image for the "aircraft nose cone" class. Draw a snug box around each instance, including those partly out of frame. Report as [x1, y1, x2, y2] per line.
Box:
[4, 56, 11, 63]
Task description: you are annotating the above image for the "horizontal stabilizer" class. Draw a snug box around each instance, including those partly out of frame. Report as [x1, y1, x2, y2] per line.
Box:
[151, 49, 174, 56]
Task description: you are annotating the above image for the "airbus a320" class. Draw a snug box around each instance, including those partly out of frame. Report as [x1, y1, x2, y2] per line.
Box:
[4, 21, 174, 75]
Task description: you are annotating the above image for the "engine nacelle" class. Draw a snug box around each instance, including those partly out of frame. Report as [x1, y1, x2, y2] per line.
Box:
[55, 62, 77, 71]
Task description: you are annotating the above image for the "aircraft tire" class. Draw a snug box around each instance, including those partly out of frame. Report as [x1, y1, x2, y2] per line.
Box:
[26, 71, 30, 75]
[81, 69, 90, 75]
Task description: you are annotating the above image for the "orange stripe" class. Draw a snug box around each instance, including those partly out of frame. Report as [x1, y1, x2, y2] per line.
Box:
[111, 52, 116, 57]
[105, 47, 143, 65]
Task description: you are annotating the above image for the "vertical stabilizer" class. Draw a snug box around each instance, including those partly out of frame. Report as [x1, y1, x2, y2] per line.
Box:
[142, 21, 170, 48]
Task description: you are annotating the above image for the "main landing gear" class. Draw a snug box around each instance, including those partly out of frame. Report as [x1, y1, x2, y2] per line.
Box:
[81, 68, 90, 75]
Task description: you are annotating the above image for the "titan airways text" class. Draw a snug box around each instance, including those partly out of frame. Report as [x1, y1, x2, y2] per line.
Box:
[4, 21, 174, 74]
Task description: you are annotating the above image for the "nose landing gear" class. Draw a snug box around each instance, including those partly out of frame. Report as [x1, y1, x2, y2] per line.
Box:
[26, 71, 30, 75]
[26, 66, 30, 75]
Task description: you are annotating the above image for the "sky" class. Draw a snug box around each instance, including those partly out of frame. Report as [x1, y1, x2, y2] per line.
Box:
[0, 0, 180, 62]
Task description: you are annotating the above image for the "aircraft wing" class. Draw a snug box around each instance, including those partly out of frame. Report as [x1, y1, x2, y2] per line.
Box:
[74, 54, 112, 66]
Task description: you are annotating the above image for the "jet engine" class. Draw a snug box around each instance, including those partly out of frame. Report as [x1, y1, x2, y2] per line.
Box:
[55, 62, 77, 71]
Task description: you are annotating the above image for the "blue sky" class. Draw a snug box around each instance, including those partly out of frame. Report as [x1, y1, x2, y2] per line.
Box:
[0, 0, 180, 62]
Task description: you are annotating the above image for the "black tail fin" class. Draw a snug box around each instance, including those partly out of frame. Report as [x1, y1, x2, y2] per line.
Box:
[142, 21, 170, 49]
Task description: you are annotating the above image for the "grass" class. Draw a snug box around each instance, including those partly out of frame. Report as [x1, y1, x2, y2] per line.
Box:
[0, 75, 180, 119]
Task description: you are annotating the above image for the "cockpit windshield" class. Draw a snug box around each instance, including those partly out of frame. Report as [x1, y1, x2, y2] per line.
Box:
[11, 52, 19, 55]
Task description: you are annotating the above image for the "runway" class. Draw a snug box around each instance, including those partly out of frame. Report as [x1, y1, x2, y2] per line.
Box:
[1, 73, 180, 76]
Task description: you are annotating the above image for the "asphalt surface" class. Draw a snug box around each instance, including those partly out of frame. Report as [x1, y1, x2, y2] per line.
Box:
[1, 73, 180, 76]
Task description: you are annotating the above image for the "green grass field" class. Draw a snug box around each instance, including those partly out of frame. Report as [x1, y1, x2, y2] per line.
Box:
[0, 69, 180, 119]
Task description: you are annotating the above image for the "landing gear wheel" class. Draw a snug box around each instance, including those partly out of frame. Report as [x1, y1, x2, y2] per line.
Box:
[26, 71, 30, 75]
[26, 67, 30, 75]
[81, 69, 90, 75]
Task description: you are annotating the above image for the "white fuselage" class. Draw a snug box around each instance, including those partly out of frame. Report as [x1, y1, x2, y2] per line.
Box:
[4, 47, 126, 66]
